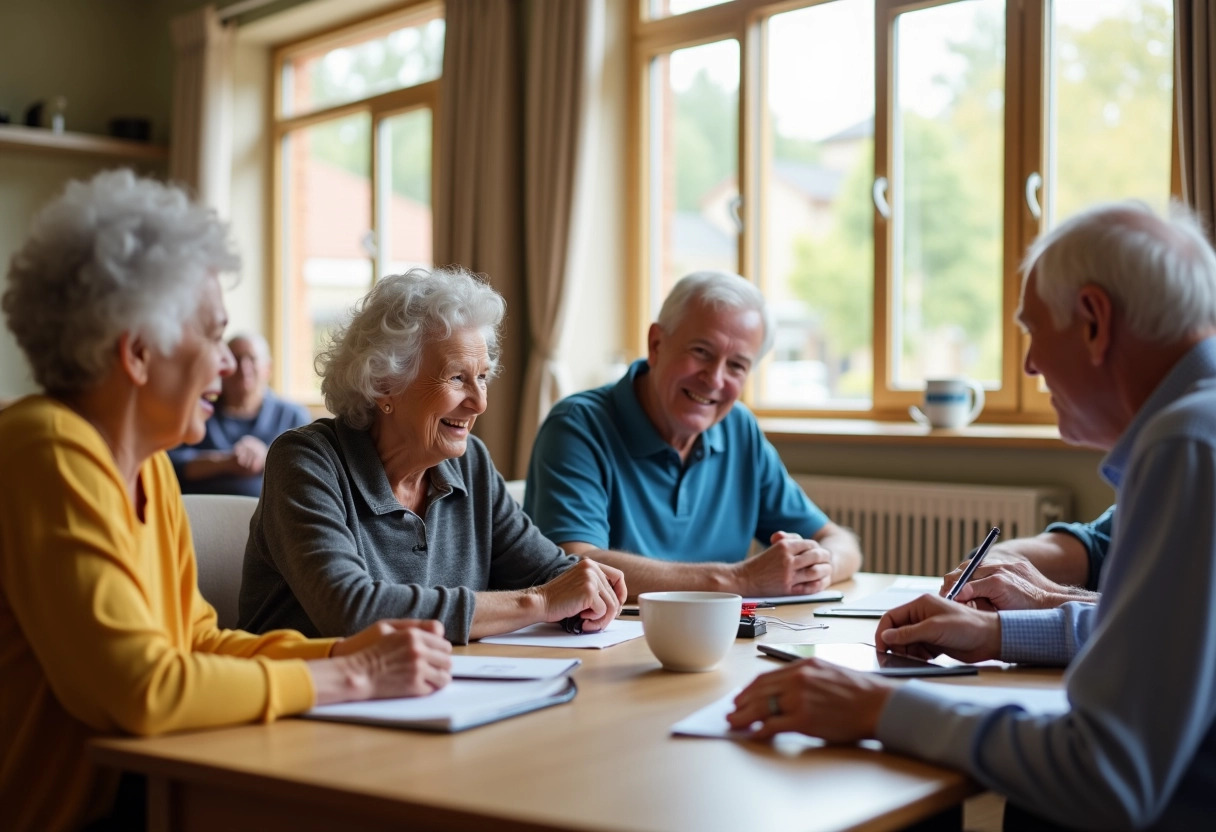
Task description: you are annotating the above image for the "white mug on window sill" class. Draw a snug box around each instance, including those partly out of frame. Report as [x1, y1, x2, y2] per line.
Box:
[909, 377, 985, 429]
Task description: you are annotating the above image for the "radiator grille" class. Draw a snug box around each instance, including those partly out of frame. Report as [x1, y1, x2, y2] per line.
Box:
[794, 475, 1073, 576]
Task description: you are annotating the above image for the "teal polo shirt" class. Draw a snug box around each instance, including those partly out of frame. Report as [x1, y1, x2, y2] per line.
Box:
[524, 359, 829, 562]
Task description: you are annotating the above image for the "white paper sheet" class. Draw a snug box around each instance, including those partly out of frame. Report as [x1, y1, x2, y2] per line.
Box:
[478, 619, 645, 649]
[449, 654, 581, 680]
[741, 590, 844, 605]
[814, 576, 944, 618]
[671, 681, 1068, 741]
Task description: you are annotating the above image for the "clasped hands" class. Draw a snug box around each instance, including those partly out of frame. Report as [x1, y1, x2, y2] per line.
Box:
[731, 531, 835, 596]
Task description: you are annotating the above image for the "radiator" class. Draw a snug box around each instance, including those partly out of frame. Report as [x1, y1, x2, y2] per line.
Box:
[794, 475, 1073, 576]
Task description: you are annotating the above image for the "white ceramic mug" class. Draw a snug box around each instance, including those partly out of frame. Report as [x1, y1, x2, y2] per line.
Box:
[638, 591, 742, 672]
[909, 377, 985, 429]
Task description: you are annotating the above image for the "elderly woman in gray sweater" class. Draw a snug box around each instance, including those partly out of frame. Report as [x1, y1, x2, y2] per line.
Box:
[239, 267, 625, 643]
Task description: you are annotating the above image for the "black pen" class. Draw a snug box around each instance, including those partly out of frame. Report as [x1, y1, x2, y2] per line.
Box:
[945, 526, 1000, 601]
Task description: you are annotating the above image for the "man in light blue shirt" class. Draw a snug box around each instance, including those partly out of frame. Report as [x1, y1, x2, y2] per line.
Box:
[525, 271, 861, 597]
[729, 201, 1216, 830]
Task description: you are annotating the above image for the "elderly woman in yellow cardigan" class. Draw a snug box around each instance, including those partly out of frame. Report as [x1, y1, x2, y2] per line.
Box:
[0, 171, 453, 832]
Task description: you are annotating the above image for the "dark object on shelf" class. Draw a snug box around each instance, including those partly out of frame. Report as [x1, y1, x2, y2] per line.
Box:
[24, 101, 44, 127]
[0, 110, 10, 124]
[109, 117, 152, 142]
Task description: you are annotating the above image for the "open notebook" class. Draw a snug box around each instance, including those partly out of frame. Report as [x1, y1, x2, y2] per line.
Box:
[303, 674, 576, 733]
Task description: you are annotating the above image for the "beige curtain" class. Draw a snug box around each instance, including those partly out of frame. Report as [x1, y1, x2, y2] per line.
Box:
[435, 0, 526, 474]
[169, 4, 234, 213]
[1176, 0, 1216, 236]
[513, 0, 593, 477]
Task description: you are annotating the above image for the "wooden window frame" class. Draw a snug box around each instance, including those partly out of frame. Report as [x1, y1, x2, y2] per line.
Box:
[628, 0, 1179, 425]
[270, 0, 443, 398]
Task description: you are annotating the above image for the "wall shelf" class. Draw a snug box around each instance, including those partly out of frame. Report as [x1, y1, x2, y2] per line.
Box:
[0, 123, 167, 162]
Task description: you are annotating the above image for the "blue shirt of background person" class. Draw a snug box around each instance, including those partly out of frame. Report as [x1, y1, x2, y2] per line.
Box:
[1046, 504, 1113, 590]
[525, 270, 862, 599]
[168, 333, 309, 497]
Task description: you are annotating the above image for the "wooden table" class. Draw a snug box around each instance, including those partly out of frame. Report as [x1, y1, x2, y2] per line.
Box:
[92, 574, 1063, 832]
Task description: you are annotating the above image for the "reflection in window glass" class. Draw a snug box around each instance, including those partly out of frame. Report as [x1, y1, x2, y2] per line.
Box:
[283, 15, 444, 117]
[893, 0, 1005, 388]
[756, 0, 874, 409]
[1048, 0, 1173, 223]
[281, 113, 372, 397]
[649, 40, 739, 325]
[377, 108, 433, 278]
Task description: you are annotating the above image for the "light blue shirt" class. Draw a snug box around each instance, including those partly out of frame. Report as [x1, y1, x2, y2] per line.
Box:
[524, 359, 829, 561]
[878, 337, 1216, 830]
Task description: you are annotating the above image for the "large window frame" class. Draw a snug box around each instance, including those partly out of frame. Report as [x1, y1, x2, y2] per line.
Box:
[271, 1, 443, 400]
[629, 0, 1180, 424]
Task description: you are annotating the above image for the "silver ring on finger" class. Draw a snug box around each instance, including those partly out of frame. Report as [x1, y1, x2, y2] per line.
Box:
[767, 693, 782, 716]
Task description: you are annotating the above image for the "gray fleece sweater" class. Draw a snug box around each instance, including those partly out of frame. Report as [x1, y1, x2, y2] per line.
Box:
[237, 418, 576, 644]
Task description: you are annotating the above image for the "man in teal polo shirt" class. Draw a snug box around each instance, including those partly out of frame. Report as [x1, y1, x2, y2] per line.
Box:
[524, 271, 861, 596]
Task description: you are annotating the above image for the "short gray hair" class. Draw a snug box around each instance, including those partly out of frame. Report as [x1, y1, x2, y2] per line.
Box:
[657, 270, 775, 358]
[317, 266, 506, 429]
[1022, 201, 1216, 342]
[2, 169, 240, 395]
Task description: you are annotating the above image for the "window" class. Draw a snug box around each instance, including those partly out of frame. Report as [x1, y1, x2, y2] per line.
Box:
[631, 0, 1176, 421]
[273, 2, 443, 399]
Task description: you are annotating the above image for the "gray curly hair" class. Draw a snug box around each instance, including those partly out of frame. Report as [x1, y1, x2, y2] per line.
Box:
[2, 169, 240, 395]
[317, 267, 506, 429]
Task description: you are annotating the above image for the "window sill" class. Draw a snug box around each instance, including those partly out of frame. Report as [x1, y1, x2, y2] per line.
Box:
[757, 417, 1081, 450]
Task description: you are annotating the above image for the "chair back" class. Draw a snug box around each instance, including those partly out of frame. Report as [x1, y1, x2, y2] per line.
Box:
[182, 494, 258, 630]
[504, 479, 527, 505]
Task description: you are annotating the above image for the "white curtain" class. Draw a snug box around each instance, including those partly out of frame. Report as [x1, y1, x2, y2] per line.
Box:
[169, 4, 234, 214]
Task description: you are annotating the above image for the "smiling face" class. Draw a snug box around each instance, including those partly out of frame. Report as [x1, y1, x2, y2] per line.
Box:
[375, 327, 491, 471]
[141, 275, 235, 450]
[640, 300, 765, 456]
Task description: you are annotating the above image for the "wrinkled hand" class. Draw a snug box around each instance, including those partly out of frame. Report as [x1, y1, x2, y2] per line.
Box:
[232, 435, 268, 474]
[726, 659, 894, 742]
[732, 532, 834, 596]
[536, 559, 626, 633]
[335, 619, 452, 698]
[945, 561, 1067, 611]
[875, 593, 1001, 663]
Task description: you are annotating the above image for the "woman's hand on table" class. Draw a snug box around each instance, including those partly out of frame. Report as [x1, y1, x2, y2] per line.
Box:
[311, 619, 452, 704]
[535, 558, 627, 633]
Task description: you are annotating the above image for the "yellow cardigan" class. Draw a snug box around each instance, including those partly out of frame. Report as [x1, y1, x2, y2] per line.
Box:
[0, 397, 338, 832]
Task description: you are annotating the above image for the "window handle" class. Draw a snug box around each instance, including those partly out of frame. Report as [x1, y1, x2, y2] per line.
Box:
[727, 194, 744, 234]
[872, 176, 891, 220]
[1025, 172, 1043, 220]
[360, 229, 378, 259]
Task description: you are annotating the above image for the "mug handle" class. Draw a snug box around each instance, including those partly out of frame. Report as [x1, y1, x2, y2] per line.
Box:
[909, 404, 931, 427]
[965, 379, 986, 424]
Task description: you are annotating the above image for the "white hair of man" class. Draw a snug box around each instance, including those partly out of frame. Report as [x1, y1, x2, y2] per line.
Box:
[317, 266, 505, 429]
[1022, 200, 1216, 343]
[657, 270, 776, 359]
[2, 169, 240, 395]
[227, 331, 272, 367]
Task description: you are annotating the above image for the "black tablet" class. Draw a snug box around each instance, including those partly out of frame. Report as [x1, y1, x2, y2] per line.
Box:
[757, 642, 977, 677]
